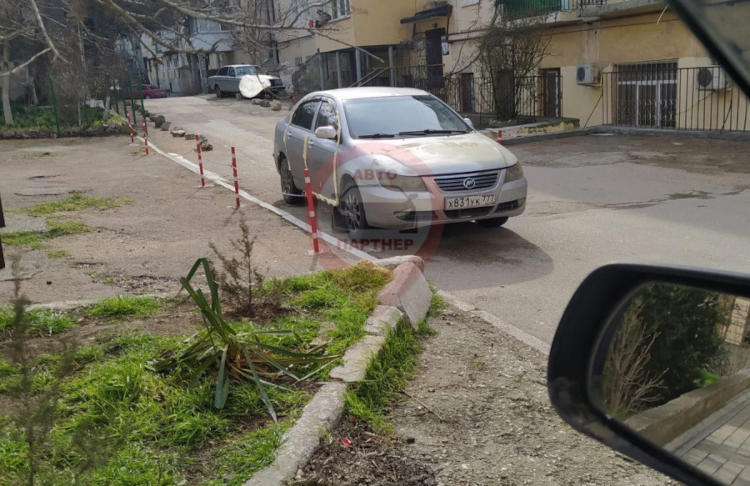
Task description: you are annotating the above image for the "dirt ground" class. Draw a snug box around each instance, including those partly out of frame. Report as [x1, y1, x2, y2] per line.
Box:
[513, 132, 750, 178]
[0, 136, 342, 305]
[299, 304, 675, 486]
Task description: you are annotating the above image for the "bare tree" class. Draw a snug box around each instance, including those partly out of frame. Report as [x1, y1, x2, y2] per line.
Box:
[478, 12, 551, 120]
[602, 303, 666, 419]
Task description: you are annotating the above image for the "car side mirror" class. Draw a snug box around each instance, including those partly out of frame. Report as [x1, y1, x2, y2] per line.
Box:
[314, 126, 337, 140]
[463, 117, 474, 130]
[548, 263, 750, 486]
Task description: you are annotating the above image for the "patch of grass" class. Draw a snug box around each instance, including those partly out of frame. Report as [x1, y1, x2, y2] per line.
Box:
[203, 421, 294, 486]
[416, 319, 437, 337]
[0, 218, 93, 249]
[85, 296, 161, 319]
[1, 231, 45, 248]
[0, 264, 393, 484]
[427, 287, 445, 317]
[45, 218, 94, 237]
[46, 249, 71, 259]
[26, 191, 132, 217]
[328, 262, 391, 313]
[289, 263, 392, 357]
[345, 319, 423, 433]
[0, 307, 76, 336]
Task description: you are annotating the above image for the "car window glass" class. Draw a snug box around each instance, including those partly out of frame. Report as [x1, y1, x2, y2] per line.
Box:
[235, 66, 260, 76]
[291, 100, 320, 130]
[217, 67, 227, 76]
[343, 95, 468, 137]
[227, 67, 235, 77]
[315, 100, 338, 131]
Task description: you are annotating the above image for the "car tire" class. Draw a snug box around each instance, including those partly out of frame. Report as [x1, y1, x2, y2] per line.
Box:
[338, 182, 370, 237]
[215, 85, 222, 98]
[279, 157, 303, 205]
[476, 217, 508, 228]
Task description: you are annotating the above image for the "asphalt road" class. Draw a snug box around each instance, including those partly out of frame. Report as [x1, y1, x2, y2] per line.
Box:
[146, 95, 750, 345]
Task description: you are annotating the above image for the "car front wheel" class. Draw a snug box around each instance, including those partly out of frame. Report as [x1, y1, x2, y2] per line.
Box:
[476, 217, 508, 228]
[338, 183, 370, 237]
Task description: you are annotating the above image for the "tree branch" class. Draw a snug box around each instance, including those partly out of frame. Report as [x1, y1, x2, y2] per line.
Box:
[29, 0, 66, 62]
[0, 47, 52, 78]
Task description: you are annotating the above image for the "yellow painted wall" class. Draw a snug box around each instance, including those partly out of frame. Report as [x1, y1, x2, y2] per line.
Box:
[539, 12, 717, 125]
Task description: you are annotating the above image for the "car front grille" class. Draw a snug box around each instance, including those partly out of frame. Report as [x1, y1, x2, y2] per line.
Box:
[433, 169, 500, 192]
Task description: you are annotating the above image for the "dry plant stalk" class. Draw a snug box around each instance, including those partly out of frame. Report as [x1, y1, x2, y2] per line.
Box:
[602, 303, 666, 419]
[209, 218, 264, 317]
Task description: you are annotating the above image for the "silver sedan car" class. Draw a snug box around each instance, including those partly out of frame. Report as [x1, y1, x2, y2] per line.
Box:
[273, 87, 527, 233]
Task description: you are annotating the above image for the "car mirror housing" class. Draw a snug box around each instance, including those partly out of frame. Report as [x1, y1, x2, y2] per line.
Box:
[463, 117, 474, 130]
[548, 263, 750, 486]
[315, 126, 337, 140]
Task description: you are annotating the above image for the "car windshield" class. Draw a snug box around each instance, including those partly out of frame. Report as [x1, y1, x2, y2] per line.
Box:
[234, 65, 264, 76]
[343, 95, 469, 138]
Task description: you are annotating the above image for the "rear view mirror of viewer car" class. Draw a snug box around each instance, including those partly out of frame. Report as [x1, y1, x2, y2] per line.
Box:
[314, 126, 337, 140]
[548, 263, 750, 486]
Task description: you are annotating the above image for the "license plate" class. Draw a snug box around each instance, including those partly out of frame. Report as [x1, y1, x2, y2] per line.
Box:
[444, 194, 496, 210]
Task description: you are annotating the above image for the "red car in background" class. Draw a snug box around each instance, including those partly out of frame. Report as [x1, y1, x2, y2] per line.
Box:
[142, 83, 168, 98]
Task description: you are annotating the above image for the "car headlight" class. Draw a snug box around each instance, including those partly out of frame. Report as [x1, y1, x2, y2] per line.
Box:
[505, 163, 524, 182]
[383, 175, 427, 192]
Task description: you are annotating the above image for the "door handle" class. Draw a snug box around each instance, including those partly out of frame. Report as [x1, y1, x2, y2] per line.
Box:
[286, 131, 292, 136]
[308, 139, 315, 146]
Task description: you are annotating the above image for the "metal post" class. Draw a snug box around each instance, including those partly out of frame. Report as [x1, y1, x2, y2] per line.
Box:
[317, 49, 325, 90]
[49, 76, 61, 137]
[336, 51, 342, 89]
[127, 72, 137, 127]
[121, 79, 128, 116]
[0, 193, 5, 270]
[112, 79, 120, 115]
[388, 46, 395, 87]
[355, 49, 362, 82]
[138, 74, 145, 119]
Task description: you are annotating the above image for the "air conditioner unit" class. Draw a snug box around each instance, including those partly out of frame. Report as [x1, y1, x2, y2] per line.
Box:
[696, 66, 728, 90]
[576, 64, 600, 85]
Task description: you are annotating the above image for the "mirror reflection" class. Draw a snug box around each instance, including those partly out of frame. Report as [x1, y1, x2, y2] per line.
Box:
[599, 282, 750, 483]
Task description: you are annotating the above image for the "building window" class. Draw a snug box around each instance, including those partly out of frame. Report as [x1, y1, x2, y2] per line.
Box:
[332, 0, 350, 19]
[615, 62, 677, 128]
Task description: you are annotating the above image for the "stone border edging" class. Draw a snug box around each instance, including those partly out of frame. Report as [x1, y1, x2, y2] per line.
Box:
[243, 257, 433, 486]
[626, 368, 750, 447]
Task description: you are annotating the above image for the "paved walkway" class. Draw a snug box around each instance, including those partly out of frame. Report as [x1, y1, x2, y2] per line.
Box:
[667, 389, 750, 484]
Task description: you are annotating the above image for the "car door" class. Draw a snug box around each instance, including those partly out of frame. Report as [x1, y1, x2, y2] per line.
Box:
[308, 98, 340, 197]
[224, 67, 236, 92]
[285, 98, 321, 190]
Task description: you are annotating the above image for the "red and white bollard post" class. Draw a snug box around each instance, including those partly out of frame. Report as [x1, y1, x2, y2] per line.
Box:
[231, 147, 240, 209]
[303, 167, 320, 254]
[195, 135, 205, 187]
[142, 118, 149, 155]
[126, 113, 134, 143]
[497, 129, 504, 145]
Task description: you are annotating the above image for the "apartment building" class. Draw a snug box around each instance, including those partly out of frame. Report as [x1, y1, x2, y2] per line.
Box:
[274, 0, 749, 132]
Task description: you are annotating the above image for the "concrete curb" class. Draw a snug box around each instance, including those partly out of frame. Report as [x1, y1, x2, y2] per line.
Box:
[244, 258, 431, 486]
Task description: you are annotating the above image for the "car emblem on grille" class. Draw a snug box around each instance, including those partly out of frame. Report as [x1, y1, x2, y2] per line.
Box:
[463, 177, 476, 189]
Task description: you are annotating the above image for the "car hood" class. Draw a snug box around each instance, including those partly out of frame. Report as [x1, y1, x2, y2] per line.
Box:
[350, 132, 517, 176]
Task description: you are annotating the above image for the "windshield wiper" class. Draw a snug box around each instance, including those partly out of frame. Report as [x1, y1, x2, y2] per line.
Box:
[397, 129, 468, 136]
[358, 133, 396, 139]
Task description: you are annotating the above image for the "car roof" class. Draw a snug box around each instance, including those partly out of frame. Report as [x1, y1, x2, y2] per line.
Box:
[306, 87, 430, 101]
[225, 64, 260, 68]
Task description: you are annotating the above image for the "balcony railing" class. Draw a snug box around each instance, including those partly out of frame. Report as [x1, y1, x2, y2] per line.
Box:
[500, 0, 607, 19]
